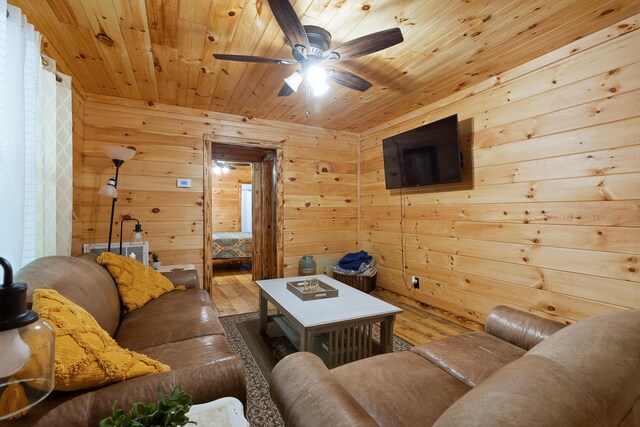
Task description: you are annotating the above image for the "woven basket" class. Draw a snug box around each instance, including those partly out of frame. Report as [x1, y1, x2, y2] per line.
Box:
[332, 271, 376, 293]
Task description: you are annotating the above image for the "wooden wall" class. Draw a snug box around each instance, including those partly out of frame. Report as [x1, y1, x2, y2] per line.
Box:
[70, 87, 85, 255]
[211, 165, 251, 232]
[77, 95, 359, 285]
[359, 16, 640, 327]
[282, 130, 359, 276]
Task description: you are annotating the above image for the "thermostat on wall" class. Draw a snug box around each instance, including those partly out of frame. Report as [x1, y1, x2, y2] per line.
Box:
[177, 178, 191, 188]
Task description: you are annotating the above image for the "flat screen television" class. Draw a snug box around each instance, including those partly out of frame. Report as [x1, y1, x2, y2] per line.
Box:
[382, 114, 461, 189]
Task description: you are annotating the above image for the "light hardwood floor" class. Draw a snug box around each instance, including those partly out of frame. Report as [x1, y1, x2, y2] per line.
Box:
[210, 265, 472, 345]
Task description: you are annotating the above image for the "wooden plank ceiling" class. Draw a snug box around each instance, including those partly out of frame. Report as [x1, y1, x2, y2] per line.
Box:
[11, 0, 640, 132]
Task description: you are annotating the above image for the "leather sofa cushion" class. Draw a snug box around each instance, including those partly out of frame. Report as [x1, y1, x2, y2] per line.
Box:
[434, 355, 605, 427]
[435, 309, 640, 426]
[139, 335, 237, 369]
[411, 331, 525, 387]
[332, 351, 470, 426]
[119, 289, 212, 325]
[18, 255, 121, 336]
[116, 304, 225, 351]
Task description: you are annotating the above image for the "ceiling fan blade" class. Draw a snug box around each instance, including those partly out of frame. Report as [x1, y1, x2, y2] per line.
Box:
[328, 69, 372, 92]
[267, 0, 310, 51]
[277, 82, 295, 97]
[212, 54, 297, 65]
[325, 28, 403, 62]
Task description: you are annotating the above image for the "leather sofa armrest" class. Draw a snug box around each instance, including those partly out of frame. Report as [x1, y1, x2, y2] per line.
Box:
[485, 305, 567, 350]
[271, 352, 379, 427]
[32, 356, 246, 427]
[160, 269, 200, 289]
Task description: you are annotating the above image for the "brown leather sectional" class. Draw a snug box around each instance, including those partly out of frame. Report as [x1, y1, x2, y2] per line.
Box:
[9, 254, 246, 426]
[271, 305, 640, 426]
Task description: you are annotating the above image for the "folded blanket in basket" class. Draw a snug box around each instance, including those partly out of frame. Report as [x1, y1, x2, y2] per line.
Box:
[338, 250, 373, 271]
[333, 255, 377, 277]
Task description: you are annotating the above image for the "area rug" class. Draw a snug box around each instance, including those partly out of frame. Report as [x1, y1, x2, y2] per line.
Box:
[219, 311, 412, 427]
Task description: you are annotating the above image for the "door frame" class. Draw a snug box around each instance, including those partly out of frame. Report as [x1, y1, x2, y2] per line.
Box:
[203, 135, 284, 293]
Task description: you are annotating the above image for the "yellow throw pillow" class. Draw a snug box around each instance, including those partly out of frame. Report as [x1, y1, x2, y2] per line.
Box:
[32, 289, 170, 392]
[96, 252, 176, 312]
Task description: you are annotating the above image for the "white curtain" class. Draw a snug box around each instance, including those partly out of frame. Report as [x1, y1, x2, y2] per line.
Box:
[0, 1, 73, 271]
[55, 69, 73, 256]
[0, 2, 41, 270]
[36, 56, 73, 258]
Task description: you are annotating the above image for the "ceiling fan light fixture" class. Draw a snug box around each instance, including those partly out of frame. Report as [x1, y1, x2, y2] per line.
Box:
[312, 80, 329, 97]
[307, 65, 329, 97]
[213, 165, 222, 175]
[222, 166, 230, 174]
[284, 71, 303, 92]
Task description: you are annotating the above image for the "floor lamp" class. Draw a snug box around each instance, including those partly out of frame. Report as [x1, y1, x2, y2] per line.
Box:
[98, 146, 136, 253]
[120, 217, 144, 255]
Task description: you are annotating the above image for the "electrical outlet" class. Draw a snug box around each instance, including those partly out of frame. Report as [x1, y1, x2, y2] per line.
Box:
[411, 276, 420, 289]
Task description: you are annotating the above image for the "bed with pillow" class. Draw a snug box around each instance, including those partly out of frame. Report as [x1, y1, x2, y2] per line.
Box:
[13, 253, 246, 426]
[212, 231, 252, 264]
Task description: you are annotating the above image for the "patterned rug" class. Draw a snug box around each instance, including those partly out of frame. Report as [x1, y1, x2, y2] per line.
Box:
[219, 311, 412, 427]
[219, 312, 284, 427]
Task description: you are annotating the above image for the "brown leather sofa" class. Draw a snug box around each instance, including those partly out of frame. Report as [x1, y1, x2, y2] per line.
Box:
[271, 306, 640, 426]
[5, 254, 245, 426]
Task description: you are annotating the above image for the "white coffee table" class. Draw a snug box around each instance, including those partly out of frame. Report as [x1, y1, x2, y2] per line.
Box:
[256, 274, 402, 368]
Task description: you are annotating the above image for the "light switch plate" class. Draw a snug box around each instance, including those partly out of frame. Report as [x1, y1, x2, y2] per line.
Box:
[176, 178, 191, 188]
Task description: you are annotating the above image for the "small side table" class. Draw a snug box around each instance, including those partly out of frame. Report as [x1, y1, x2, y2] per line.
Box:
[187, 397, 248, 426]
[156, 264, 196, 273]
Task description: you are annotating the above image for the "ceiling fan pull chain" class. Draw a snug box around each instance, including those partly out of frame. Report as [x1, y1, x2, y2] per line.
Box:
[306, 81, 311, 118]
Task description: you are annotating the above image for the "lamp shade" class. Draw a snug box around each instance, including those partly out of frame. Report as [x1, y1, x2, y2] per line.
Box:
[104, 145, 135, 161]
[98, 178, 118, 198]
[284, 71, 303, 92]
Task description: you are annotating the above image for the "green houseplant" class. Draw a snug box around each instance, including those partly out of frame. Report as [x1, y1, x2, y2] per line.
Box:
[150, 252, 161, 270]
[98, 386, 194, 427]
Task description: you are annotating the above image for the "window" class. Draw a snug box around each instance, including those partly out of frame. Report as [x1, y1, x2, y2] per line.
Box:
[241, 184, 252, 233]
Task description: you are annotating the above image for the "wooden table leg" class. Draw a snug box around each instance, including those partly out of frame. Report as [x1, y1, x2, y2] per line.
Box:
[259, 289, 268, 333]
[300, 328, 315, 352]
[380, 315, 396, 353]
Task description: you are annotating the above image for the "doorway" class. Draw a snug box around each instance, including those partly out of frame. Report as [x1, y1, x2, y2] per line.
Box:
[203, 136, 284, 294]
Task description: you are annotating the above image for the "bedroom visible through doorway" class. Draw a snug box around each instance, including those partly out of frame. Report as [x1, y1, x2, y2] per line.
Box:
[211, 161, 253, 274]
[203, 137, 284, 296]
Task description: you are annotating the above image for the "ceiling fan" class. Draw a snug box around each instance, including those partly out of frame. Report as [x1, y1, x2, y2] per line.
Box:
[213, 160, 235, 174]
[213, 160, 253, 175]
[213, 0, 404, 116]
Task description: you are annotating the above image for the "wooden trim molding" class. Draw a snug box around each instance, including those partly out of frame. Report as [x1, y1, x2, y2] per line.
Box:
[203, 134, 285, 288]
[203, 139, 213, 294]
